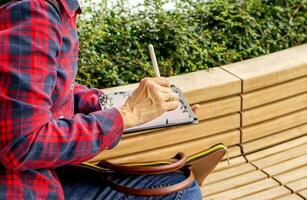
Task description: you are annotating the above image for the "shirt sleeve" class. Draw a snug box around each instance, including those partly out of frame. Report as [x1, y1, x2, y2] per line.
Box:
[0, 0, 123, 170]
[73, 83, 104, 114]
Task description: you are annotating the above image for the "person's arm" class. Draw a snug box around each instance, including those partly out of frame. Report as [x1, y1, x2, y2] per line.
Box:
[73, 83, 104, 114]
[0, 0, 123, 170]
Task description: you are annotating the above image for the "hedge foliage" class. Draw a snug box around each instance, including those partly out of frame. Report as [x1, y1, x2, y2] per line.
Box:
[77, 0, 307, 88]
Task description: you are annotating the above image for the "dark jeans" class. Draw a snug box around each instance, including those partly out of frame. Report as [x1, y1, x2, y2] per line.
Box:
[56, 166, 202, 200]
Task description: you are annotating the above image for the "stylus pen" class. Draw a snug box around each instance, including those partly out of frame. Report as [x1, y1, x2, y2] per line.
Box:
[148, 44, 178, 101]
[148, 44, 161, 77]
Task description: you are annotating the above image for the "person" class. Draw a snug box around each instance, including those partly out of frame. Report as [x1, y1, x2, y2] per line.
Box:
[0, 0, 202, 199]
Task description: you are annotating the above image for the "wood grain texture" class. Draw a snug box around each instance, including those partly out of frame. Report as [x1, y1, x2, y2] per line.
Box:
[262, 154, 307, 176]
[277, 194, 304, 200]
[205, 163, 255, 185]
[90, 113, 240, 162]
[197, 96, 241, 120]
[221, 44, 307, 92]
[242, 92, 307, 126]
[242, 124, 307, 153]
[102, 67, 241, 104]
[250, 144, 307, 169]
[287, 177, 307, 192]
[241, 109, 307, 142]
[298, 189, 307, 199]
[204, 178, 279, 200]
[167, 68, 241, 104]
[103, 130, 240, 164]
[245, 135, 307, 161]
[238, 186, 291, 200]
[201, 170, 267, 196]
[242, 76, 307, 109]
[275, 165, 307, 184]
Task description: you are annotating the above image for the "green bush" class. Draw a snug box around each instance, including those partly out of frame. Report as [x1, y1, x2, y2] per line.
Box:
[77, 0, 307, 88]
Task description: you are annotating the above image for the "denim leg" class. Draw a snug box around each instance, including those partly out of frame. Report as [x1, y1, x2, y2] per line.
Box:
[56, 166, 202, 200]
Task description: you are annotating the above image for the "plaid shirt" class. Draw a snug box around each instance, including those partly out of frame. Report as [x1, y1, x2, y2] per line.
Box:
[0, 0, 124, 199]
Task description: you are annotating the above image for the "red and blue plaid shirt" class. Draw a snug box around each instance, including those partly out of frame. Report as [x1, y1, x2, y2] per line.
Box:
[0, 0, 124, 199]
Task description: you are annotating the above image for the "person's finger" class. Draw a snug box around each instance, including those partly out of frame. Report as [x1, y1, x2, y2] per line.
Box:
[155, 86, 179, 102]
[169, 92, 179, 101]
[148, 84, 165, 103]
[191, 104, 200, 114]
[159, 92, 170, 101]
[155, 90, 179, 102]
[152, 77, 170, 87]
[162, 100, 180, 111]
[156, 85, 172, 94]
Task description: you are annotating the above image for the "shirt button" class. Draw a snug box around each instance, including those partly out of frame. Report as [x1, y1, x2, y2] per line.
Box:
[71, 84, 74, 90]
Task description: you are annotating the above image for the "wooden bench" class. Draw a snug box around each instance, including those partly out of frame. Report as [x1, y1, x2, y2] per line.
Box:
[89, 44, 307, 199]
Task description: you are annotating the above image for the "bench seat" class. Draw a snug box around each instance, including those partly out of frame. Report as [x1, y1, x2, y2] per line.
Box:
[89, 44, 307, 199]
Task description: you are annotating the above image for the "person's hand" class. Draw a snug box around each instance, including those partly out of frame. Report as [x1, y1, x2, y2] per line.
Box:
[118, 77, 180, 129]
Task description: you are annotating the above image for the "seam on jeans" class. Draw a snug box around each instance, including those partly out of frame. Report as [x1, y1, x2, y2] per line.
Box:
[122, 195, 135, 200]
[122, 184, 173, 200]
[174, 190, 184, 200]
[149, 183, 171, 189]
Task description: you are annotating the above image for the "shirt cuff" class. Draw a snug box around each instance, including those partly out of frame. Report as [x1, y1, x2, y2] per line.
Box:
[92, 107, 124, 150]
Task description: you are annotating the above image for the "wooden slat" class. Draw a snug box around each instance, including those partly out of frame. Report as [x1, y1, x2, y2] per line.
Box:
[98, 95, 240, 122]
[245, 135, 307, 161]
[242, 125, 307, 153]
[298, 189, 307, 199]
[262, 154, 307, 176]
[242, 76, 307, 109]
[213, 156, 246, 172]
[91, 113, 240, 161]
[275, 166, 307, 184]
[242, 93, 307, 126]
[205, 163, 255, 185]
[168, 68, 241, 104]
[201, 170, 267, 196]
[241, 109, 307, 142]
[287, 177, 307, 192]
[276, 194, 304, 200]
[197, 96, 240, 120]
[204, 179, 279, 200]
[103, 67, 241, 104]
[221, 44, 307, 92]
[238, 186, 291, 200]
[105, 130, 240, 164]
[221, 145, 241, 160]
[250, 144, 307, 169]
